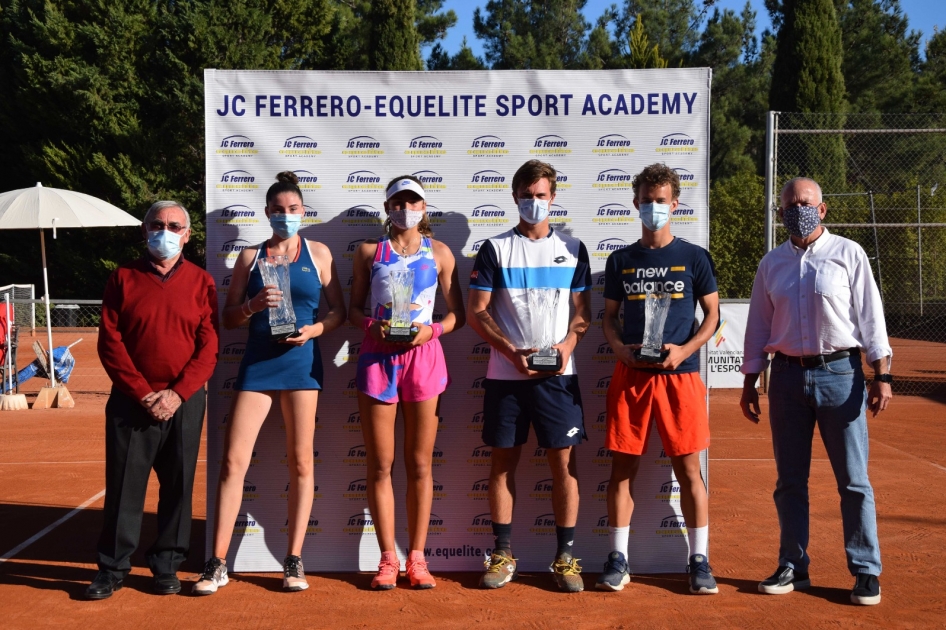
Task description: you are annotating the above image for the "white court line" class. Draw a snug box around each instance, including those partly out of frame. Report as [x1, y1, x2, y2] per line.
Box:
[0, 489, 106, 563]
[870, 440, 946, 473]
[0, 459, 208, 465]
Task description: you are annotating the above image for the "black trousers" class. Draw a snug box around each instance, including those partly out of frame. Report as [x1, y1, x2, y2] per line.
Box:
[96, 386, 204, 577]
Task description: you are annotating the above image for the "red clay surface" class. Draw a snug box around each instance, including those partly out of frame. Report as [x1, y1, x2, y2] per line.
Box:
[1, 387, 944, 629]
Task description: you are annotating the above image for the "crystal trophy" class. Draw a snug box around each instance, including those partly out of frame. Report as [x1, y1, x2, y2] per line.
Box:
[386, 269, 415, 343]
[635, 290, 671, 363]
[257, 255, 297, 340]
[526, 288, 562, 372]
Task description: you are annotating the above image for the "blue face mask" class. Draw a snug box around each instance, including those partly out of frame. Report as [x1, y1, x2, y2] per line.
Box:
[147, 230, 183, 260]
[517, 198, 549, 224]
[638, 202, 671, 231]
[269, 213, 302, 239]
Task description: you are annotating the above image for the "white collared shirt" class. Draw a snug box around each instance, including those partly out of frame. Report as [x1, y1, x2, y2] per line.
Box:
[741, 228, 892, 374]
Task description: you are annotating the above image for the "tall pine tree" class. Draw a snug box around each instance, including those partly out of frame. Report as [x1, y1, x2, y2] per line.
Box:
[769, 0, 848, 188]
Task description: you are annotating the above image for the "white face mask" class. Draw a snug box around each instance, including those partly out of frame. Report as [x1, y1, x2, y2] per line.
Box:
[147, 230, 183, 260]
[389, 208, 424, 230]
[638, 202, 671, 231]
[517, 198, 549, 224]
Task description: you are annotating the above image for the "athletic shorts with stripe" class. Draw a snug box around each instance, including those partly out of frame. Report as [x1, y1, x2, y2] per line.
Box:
[605, 361, 709, 456]
[482, 375, 587, 449]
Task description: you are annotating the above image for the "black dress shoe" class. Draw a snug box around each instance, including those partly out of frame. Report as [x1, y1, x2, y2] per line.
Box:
[152, 573, 181, 595]
[85, 571, 123, 600]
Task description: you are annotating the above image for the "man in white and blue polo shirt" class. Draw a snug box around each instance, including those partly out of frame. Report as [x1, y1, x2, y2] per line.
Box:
[468, 159, 591, 593]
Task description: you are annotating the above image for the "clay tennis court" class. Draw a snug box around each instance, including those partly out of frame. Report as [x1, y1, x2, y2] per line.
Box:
[1, 335, 944, 628]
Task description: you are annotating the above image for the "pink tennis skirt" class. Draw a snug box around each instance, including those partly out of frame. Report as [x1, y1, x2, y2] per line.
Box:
[355, 336, 450, 403]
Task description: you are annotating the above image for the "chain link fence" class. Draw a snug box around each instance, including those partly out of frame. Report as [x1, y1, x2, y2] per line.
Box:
[3, 298, 111, 394]
[767, 112, 946, 397]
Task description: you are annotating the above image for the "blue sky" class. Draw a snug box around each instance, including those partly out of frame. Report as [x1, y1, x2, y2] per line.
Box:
[434, 0, 945, 62]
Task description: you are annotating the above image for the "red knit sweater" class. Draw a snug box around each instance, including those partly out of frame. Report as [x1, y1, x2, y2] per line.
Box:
[98, 257, 218, 401]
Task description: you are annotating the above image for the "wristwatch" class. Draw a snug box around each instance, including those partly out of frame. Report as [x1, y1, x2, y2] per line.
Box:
[874, 374, 893, 383]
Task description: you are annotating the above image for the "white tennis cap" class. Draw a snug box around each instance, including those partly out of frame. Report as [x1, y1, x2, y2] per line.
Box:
[386, 178, 426, 200]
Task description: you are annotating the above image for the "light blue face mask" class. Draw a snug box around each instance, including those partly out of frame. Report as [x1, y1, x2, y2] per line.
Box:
[517, 197, 550, 224]
[269, 213, 302, 239]
[147, 230, 183, 260]
[638, 202, 671, 231]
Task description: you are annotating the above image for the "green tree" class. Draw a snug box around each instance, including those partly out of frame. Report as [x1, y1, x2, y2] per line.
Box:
[914, 29, 946, 113]
[691, 4, 775, 180]
[836, 0, 920, 114]
[428, 38, 487, 70]
[368, 0, 424, 70]
[610, 0, 710, 67]
[472, 0, 590, 69]
[0, 0, 337, 296]
[708, 172, 767, 298]
[769, 0, 848, 188]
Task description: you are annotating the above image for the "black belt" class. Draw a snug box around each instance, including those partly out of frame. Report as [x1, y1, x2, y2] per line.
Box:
[774, 348, 860, 368]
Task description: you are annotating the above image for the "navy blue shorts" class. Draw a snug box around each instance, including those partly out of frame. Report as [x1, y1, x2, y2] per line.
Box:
[482, 375, 587, 449]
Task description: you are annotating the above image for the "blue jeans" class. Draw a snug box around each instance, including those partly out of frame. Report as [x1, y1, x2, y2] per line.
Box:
[768, 354, 881, 576]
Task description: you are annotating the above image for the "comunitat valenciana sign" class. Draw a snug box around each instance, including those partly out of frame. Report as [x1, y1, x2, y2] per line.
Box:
[204, 69, 711, 572]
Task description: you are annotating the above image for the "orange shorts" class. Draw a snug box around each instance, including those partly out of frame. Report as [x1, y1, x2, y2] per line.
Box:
[605, 362, 710, 456]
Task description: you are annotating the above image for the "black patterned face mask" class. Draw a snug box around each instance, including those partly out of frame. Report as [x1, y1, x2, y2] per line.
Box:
[782, 205, 821, 238]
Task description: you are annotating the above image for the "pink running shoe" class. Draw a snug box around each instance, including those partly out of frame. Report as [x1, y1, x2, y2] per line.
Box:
[406, 550, 436, 590]
[371, 551, 400, 590]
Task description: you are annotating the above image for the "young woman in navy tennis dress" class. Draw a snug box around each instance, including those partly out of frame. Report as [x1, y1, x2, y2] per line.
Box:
[196, 172, 346, 595]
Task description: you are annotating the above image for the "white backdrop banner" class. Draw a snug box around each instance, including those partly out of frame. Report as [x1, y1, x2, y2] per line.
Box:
[204, 69, 711, 573]
[707, 302, 751, 388]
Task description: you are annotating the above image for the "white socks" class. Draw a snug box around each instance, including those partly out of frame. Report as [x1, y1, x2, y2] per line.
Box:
[688, 525, 708, 557]
[609, 525, 630, 558]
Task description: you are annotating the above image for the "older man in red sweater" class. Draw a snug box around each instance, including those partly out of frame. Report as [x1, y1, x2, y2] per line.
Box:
[86, 201, 218, 599]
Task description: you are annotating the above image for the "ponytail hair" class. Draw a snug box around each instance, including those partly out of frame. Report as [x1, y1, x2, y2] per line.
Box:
[266, 171, 303, 205]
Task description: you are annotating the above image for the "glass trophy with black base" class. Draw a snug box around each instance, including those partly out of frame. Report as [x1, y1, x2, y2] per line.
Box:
[386, 269, 415, 343]
[634, 290, 671, 363]
[257, 255, 297, 340]
[525, 288, 562, 372]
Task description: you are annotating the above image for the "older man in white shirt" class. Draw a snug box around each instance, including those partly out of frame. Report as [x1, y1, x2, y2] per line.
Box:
[740, 177, 892, 606]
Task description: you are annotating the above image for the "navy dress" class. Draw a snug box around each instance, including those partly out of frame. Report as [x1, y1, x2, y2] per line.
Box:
[235, 240, 323, 391]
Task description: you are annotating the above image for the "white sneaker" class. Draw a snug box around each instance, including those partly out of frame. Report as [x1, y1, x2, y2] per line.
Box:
[192, 557, 228, 595]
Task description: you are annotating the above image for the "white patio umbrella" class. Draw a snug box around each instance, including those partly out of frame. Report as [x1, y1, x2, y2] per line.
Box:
[0, 183, 140, 387]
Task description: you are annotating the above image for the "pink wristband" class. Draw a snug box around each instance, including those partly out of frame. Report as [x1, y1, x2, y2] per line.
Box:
[362, 317, 376, 333]
[430, 322, 444, 339]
